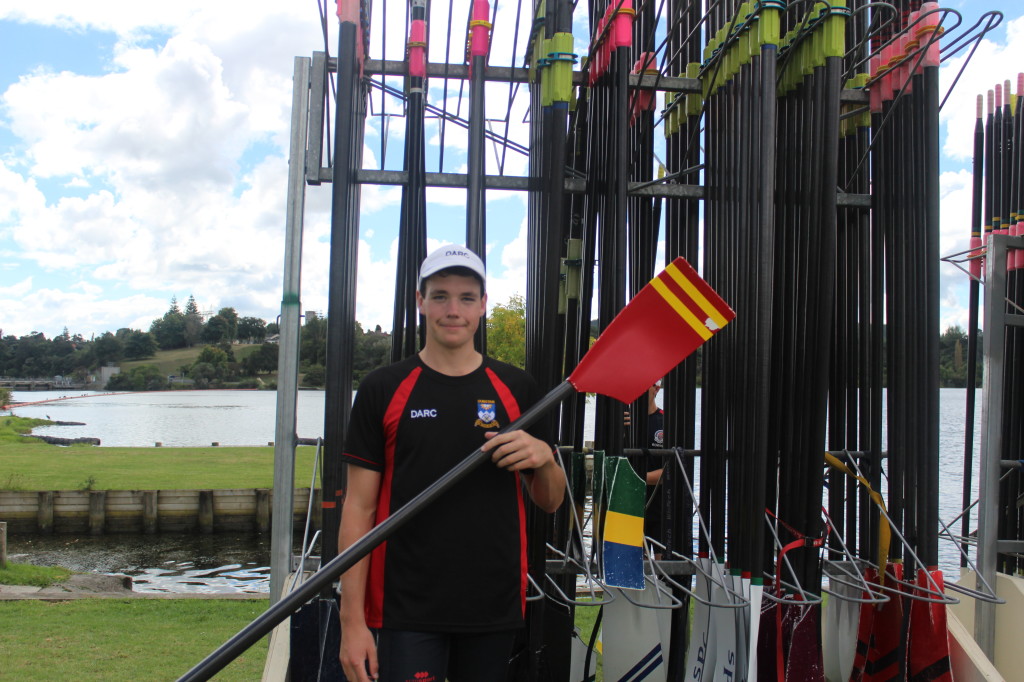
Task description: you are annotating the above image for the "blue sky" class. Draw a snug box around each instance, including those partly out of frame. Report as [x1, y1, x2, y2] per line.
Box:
[0, 1, 1022, 340]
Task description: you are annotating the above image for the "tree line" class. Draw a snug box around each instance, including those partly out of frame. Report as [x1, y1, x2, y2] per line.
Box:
[0, 296, 276, 384]
[0, 291, 983, 393]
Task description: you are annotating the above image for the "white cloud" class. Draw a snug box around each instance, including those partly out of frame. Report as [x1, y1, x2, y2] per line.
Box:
[0, 281, 170, 339]
[2, 2, 1021, 343]
[487, 217, 529, 308]
[940, 15, 1024, 162]
[0, 276, 34, 297]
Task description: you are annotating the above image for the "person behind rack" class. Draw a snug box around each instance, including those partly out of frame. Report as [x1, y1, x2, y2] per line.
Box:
[337, 244, 566, 682]
[625, 381, 665, 545]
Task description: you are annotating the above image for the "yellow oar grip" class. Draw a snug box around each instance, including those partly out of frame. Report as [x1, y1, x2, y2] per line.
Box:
[824, 452, 891, 584]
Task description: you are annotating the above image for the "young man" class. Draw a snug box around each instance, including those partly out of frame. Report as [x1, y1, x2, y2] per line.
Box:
[338, 245, 566, 682]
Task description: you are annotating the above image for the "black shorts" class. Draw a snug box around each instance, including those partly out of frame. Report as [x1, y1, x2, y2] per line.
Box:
[374, 628, 518, 682]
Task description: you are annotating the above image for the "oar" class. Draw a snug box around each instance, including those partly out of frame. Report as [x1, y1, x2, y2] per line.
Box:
[466, 0, 488, 353]
[961, 93, 983, 566]
[321, 0, 366, 566]
[391, 0, 429, 362]
[176, 256, 736, 682]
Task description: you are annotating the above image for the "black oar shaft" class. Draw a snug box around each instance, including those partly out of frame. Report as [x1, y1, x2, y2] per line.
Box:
[178, 380, 576, 682]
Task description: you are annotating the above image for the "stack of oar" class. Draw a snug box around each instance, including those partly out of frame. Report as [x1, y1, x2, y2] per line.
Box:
[390, 0, 428, 362]
[968, 72, 1024, 576]
[851, 4, 951, 680]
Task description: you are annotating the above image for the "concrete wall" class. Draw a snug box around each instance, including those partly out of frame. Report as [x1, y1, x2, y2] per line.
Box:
[0, 488, 316, 535]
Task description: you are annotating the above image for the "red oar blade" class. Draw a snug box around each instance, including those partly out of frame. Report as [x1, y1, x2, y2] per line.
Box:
[569, 257, 735, 404]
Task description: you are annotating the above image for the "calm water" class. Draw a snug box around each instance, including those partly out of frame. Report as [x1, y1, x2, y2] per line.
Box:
[4, 388, 982, 589]
[9, 389, 329, 447]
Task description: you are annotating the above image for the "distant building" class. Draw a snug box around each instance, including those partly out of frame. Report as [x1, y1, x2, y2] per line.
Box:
[98, 366, 120, 386]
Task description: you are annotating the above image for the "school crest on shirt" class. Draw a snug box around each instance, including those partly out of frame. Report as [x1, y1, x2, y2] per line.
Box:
[474, 399, 499, 428]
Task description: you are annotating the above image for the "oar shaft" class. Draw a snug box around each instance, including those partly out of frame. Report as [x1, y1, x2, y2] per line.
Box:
[177, 380, 576, 682]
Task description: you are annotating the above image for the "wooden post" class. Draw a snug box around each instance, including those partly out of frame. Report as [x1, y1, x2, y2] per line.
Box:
[1, 521, 7, 570]
[142, 491, 158, 534]
[89, 491, 106, 535]
[198, 490, 215, 533]
[256, 489, 271, 533]
[37, 491, 54, 534]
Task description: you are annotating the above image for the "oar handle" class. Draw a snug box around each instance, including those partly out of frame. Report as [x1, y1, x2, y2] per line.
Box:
[177, 379, 576, 682]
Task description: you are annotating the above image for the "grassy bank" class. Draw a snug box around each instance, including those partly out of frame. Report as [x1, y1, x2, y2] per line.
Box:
[0, 562, 72, 587]
[0, 419, 319, 490]
[0, 599, 268, 681]
[119, 344, 263, 377]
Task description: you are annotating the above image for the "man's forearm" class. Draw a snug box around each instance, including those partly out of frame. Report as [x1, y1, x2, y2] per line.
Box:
[337, 512, 375, 625]
[524, 458, 566, 513]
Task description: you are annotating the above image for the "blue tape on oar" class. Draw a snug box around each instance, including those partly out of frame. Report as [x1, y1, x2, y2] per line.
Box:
[603, 542, 646, 590]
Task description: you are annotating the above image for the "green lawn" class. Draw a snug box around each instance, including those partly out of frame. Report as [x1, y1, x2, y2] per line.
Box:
[0, 414, 605, 678]
[0, 418, 319, 490]
[0, 599, 269, 681]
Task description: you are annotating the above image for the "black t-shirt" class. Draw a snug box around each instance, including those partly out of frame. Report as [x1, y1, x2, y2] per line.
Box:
[645, 409, 665, 538]
[342, 355, 549, 632]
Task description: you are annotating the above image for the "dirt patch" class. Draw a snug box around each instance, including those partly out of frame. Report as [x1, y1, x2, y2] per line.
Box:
[36, 573, 134, 594]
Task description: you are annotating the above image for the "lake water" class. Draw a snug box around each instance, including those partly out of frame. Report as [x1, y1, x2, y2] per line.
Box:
[8, 389, 329, 447]
[4, 388, 982, 590]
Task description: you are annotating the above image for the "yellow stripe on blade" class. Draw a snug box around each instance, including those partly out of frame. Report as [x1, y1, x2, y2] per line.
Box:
[664, 262, 731, 330]
[650, 277, 713, 341]
[604, 510, 645, 547]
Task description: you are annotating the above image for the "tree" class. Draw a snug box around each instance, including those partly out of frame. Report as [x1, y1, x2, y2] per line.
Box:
[939, 325, 968, 388]
[188, 362, 221, 389]
[93, 332, 124, 366]
[300, 313, 328, 367]
[237, 317, 267, 344]
[123, 330, 158, 360]
[353, 323, 390, 385]
[202, 315, 231, 344]
[217, 307, 239, 343]
[242, 343, 279, 375]
[183, 295, 204, 348]
[196, 345, 229, 366]
[487, 294, 526, 368]
[303, 364, 326, 387]
[150, 298, 186, 349]
[106, 365, 168, 391]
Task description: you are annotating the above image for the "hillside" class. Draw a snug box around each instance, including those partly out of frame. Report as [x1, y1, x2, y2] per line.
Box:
[119, 344, 263, 377]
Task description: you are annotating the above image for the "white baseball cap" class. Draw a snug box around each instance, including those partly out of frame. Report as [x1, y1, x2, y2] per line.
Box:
[418, 245, 486, 288]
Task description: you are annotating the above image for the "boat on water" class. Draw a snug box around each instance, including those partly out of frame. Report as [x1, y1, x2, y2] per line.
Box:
[177, 1, 1024, 680]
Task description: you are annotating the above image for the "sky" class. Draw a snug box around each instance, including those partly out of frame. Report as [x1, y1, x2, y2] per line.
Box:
[0, 1, 1022, 341]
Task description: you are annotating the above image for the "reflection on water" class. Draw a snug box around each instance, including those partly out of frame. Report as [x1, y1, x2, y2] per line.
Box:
[6, 533, 278, 594]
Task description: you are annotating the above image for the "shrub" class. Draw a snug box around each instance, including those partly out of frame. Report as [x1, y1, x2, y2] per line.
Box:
[106, 365, 169, 391]
[302, 364, 326, 388]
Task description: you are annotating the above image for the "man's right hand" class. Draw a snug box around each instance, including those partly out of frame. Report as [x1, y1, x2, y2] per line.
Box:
[339, 621, 378, 682]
